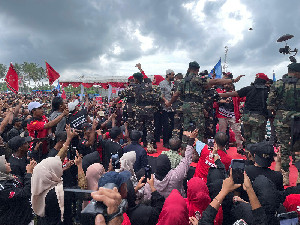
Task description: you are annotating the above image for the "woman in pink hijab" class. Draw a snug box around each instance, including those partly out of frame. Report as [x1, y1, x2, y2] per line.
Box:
[86, 163, 105, 191]
[82, 163, 105, 209]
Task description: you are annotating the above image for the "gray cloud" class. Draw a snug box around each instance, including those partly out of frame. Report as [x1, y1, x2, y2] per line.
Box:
[0, 0, 299, 80]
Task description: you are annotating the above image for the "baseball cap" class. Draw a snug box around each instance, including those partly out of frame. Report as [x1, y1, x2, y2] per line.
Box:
[98, 171, 131, 189]
[166, 69, 174, 75]
[68, 99, 79, 112]
[8, 136, 32, 151]
[248, 141, 275, 167]
[256, 73, 269, 81]
[28, 102, 44, 112]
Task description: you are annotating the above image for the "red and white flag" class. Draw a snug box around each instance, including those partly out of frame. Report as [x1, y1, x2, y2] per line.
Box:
[5, 63, 19, 93]
[46, 62, 60, 85]
[61, 89, 66, 99]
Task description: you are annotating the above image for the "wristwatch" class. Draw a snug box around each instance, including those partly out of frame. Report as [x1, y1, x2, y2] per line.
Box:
[105, 199, 128, 223]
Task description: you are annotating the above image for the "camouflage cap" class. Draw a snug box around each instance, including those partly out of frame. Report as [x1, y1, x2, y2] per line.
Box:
[133, 72, 144, 82]
[189, 61, 200, 69]
[288, 63, 300, 72]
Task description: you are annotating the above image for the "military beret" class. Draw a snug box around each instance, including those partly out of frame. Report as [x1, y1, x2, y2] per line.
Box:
[256, 73, 269, 81]
[189, 61, 200, 69]
[133, 72, 144, 82]
[288, 63, 300, 72]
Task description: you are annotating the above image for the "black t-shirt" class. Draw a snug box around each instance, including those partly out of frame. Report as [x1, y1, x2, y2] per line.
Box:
[67, 108, 88, 130]
[67, 108, 88, 155]
[239, 165, 283, 203]
[237, 85, 268, 114]
[245, 165, 283, 191]
[77, 138, 94, 156]
[98, 139, 123, 170]
[8, 155, 29, 179]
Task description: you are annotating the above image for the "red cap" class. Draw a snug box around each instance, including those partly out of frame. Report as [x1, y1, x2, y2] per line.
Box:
[128, 76, 134, 80]
[118, 100, 123, 104]
[256, 73, 269, 81]
[283, 194, 300, 218]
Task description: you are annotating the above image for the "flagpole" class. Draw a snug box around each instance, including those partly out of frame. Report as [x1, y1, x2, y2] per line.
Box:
[223, 46, 228, 73]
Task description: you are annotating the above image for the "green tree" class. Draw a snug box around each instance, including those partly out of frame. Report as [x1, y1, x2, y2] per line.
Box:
[0, 64, 7, 78]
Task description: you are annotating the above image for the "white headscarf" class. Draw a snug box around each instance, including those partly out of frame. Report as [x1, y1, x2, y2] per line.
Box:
[0, 155, 14, 181]
[119, 151, 136, 175]
[31, 156, 64, 221]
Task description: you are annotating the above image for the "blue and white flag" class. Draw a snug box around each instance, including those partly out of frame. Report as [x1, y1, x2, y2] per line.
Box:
[209, 58, 222, 79]
[56, 80, 60, 91]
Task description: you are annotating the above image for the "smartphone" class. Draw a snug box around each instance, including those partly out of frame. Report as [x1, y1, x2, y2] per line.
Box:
[143, 165, 152, 183]
[207, 138, 214, 149]
[231, 159, 245, 184]
[277, 211, 299, 225]
[111, 154, 120, 170]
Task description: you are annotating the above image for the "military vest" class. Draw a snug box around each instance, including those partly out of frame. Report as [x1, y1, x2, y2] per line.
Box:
[181, 74, 207, 103]
[278, 77, 300, 111]
[134, 83, 155, 105]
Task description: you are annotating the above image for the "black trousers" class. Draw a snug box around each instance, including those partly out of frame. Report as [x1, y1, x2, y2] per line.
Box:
[162, 110, 174, 145]
[154, 111, 163, 142]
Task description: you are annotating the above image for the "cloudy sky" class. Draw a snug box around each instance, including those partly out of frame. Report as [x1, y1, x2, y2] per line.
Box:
[0, 0, 300, 89]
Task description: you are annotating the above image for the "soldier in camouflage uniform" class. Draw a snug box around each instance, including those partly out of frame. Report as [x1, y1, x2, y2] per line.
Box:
[116, 72, 161, 153]
[167, 61, 243, 146]
[267, 63, 300, 185]
[172, 73, 184, 139]
[133, 73, 161, 153]
[119, 77, 135, 131]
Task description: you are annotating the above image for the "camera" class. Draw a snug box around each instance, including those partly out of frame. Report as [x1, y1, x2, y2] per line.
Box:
[81, 183, 118, 216]
[65, 183, 128, 224]
[277, 34, 298, 62]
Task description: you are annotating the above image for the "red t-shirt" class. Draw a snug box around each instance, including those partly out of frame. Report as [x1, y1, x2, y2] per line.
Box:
[194, 145, 232, 182]
[27, 115, 49, 154]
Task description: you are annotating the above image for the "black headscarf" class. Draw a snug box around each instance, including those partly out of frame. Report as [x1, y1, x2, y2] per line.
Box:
[155, 154, 171, 181]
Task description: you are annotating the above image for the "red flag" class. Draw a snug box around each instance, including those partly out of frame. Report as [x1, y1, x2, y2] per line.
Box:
[61, 89, 66, 99]
[5, 63, 19, 93]
[46, 62, 60, 85]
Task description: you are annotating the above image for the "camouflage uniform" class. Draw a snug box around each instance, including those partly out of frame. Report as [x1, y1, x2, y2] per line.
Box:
[118, 84, 135, 131]
[238, 81, 269, 146]
[133, 82, 161, 152]
[178, 74, 209, 145]
[267, 74, 300, 176]
[172, 79, 183, 139]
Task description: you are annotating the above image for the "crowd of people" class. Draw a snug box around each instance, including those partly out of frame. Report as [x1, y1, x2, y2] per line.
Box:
[0, 60, 299, 225]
